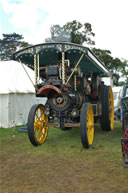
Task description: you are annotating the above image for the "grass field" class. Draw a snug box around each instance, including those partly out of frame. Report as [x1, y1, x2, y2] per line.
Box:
[0, 121, 128, 193]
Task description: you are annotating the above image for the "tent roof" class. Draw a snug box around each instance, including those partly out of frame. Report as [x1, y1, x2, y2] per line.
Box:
[0, 60, 35, 94]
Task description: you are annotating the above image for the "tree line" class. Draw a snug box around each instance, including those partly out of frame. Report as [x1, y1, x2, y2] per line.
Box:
[0, 20, 127, 86]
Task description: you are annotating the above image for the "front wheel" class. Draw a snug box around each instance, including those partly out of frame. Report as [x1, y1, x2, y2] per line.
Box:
[27, 104, 48, 146]
[80, 103, 94, 148]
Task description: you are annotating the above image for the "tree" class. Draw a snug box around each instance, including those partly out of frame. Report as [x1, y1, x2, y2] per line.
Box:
[119, 59, 128, 85]
[92, 48, 128, 86]
[0, 33, 30, 61]
[45, 19, 127, 86]
[45, 20, 95, 45]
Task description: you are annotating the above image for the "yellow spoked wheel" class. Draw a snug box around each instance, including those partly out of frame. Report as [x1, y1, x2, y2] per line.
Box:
[100, 86, 114, 131]
[27, 104, 48, 146]
[80, 103, 94, 148]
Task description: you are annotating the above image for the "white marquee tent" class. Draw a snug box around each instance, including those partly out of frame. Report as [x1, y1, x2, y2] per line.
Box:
[0, 60, 46, 128]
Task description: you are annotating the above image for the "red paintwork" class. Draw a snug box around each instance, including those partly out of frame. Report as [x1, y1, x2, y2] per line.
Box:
[37, 85, 61, 97]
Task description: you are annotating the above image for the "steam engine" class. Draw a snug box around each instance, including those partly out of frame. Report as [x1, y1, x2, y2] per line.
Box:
[36, 63, 100, 128]
[13, 42, 114, 148]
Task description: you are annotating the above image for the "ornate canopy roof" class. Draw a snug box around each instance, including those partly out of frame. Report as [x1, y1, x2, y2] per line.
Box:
[13, 42, 111, 77]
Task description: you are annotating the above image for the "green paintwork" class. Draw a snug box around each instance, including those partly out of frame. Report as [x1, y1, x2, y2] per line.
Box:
[13, 42, 111, 76]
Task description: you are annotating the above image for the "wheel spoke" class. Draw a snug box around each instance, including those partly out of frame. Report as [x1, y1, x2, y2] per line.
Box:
[88, 107, 94, 145]
[36, 128, 41, 139]
[35, 111, 40, 121]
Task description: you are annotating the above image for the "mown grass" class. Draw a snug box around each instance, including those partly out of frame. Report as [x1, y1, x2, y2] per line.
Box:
[0, 121, 128, 193]
[0, 121, 124, 159]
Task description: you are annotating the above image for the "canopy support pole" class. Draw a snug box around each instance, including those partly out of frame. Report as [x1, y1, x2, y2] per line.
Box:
[18, 59, 35, 87]
[65, 53, 84, 85]
[37, 54, 40, 84]
[62, 52, 65, 85]
[34, 55, 38, 85]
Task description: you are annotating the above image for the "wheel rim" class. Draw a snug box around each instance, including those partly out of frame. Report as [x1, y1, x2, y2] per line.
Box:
[109, 88, 114, 129]
[87, 105, 94, 145]
[34, 106, 48, 144]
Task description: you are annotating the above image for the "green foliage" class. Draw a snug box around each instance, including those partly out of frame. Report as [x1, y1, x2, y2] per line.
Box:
[45, 20, 127, 86]
[120, 59, 128, 85]
[45, 20, 95, 45]
[0, 33, 30, 61]
[92, 48, 128, 86]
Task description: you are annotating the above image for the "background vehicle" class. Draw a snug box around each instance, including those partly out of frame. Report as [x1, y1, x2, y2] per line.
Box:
[122, 96, 128, 130]
[121, 96, 128, 167]
[114, 85, 128, 120]
[113, 86, 122, 108]
[13, 42, 114, 148]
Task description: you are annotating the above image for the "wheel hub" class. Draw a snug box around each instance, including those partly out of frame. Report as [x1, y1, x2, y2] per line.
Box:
[52, 94, 68, 108]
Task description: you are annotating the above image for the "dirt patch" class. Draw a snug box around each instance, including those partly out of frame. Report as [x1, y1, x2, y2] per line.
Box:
[0, 124, 128, 193]
[0, 149, 128, 193]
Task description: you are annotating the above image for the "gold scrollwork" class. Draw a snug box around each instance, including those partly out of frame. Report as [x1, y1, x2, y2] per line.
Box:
[15, 48, 34, 58]
[64, 45, 71, 51]
[64, 44, 86, 53]
[56, 44, 62, 52]
[35, 46, 41, 54]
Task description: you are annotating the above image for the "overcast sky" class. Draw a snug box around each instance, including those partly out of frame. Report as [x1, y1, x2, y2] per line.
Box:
[0, 0, 128, 60]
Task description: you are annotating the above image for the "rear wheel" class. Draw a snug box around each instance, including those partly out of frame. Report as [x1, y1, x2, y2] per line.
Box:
[27, 104, 48, 146]
[100, 86, 114, 131]
[80, 103, 94, 148]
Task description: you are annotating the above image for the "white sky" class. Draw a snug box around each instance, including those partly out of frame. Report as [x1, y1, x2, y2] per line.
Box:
[0, 0, 128, 60]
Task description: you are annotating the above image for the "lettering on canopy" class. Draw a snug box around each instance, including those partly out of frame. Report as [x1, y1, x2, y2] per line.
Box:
[14, 43, 87, 59]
